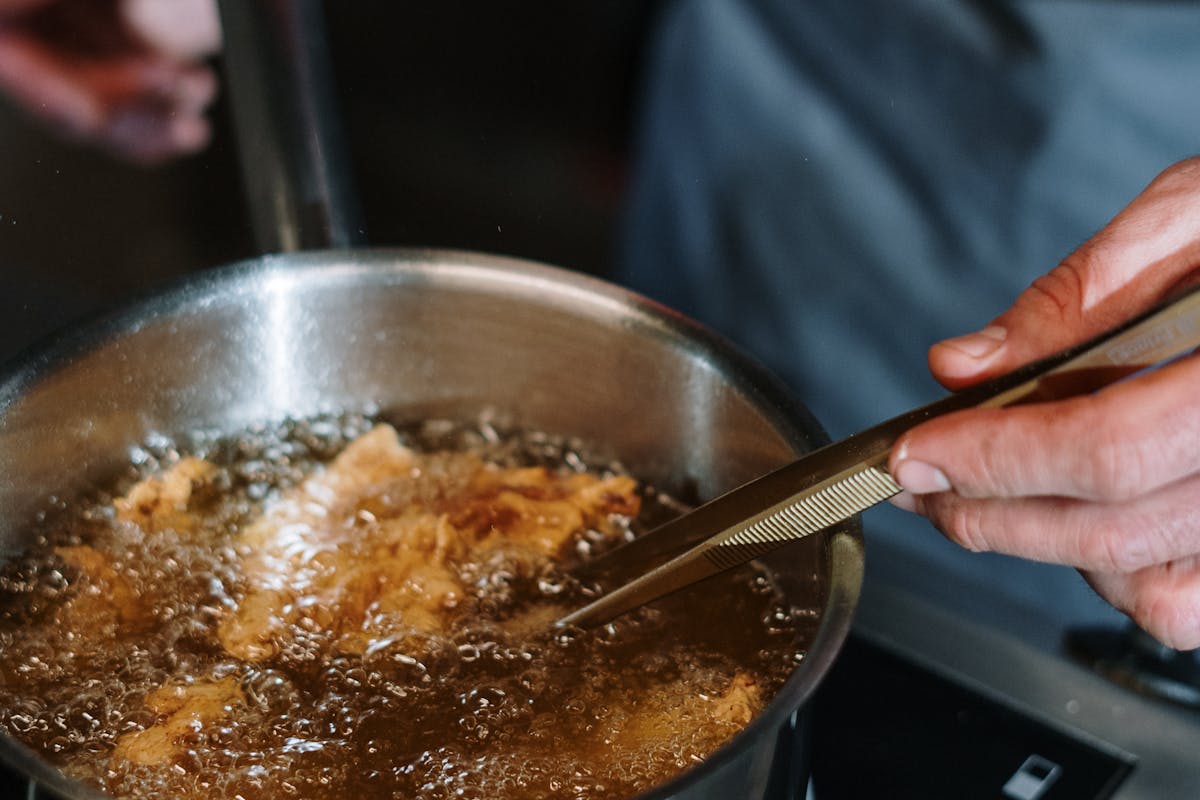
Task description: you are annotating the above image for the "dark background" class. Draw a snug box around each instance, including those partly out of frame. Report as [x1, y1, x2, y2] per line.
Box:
[0, 2, 657, 363]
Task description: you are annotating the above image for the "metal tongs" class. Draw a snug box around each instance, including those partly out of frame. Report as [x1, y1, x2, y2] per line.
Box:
[557, 285, 1200, 628]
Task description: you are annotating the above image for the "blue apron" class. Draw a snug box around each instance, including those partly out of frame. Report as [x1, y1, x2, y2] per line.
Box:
[618, 0, 1200, 647]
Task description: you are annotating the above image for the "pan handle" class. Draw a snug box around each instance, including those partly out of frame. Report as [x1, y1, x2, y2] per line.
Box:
[216, 0, 366, 253]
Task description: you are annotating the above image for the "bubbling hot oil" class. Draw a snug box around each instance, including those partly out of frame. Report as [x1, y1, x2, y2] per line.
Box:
[0, 414, 816, 800]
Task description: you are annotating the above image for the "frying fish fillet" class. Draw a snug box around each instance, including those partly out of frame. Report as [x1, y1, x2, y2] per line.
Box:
[51, 457, 223, 634]
[114, 457, 217, 533]
[103, 424, 641, 770]
[710, 672, 761, 726]
[111, 677, 245, 766]
[217, 424, 640, 660]
[54, 545, 147, 631]
[602, 672, 762, 752]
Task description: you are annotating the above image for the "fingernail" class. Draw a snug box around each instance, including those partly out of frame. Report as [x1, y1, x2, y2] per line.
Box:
[941, 326, 1007, 359]
[894, 459, 951, 495]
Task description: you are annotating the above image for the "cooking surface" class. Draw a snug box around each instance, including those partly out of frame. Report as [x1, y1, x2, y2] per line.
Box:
[813, 639, 1134, 798]
[811, 578, 1200, 800]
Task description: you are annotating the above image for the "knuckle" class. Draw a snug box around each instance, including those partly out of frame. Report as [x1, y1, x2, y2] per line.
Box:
[1020, 264, 1086, 325]
[1085, 440, 1134, 501]
[1087, 525, 1148, 574]
[940, 500, 990, 553]
[966, 418, 1022, 498]
[1130, 578, 1200, 651]
[1136, 601, 1200, 652]
[1077, 409, 1145, 501]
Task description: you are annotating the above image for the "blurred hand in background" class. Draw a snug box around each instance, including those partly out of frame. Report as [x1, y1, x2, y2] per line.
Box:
[0, 0, 220, 163]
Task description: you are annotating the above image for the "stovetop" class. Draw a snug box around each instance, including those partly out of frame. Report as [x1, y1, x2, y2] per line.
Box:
[813, 636, 1133, 798]
[810, 578, 1200, 799]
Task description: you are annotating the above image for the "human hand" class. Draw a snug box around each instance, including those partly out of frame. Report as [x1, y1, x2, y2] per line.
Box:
[0, 0, 220, 163]
[888, 157, 1200, 649]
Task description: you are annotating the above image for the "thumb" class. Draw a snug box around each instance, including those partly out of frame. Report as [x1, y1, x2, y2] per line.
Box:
[930, 158, 1200, 390]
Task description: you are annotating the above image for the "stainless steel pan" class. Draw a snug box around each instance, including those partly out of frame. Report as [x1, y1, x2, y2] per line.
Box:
[0, 250, 862, 799]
